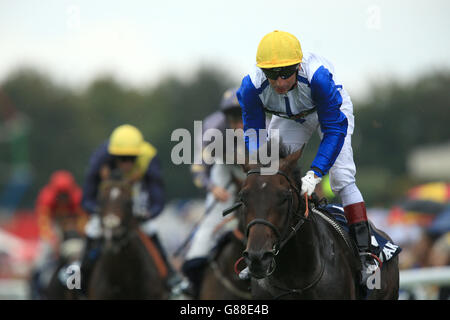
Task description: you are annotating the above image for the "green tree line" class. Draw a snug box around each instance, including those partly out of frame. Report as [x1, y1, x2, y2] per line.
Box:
[0, 67, 449, 209]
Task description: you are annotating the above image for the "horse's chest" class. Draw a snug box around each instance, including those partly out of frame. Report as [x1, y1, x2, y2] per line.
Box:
[255, 278, 273, 296]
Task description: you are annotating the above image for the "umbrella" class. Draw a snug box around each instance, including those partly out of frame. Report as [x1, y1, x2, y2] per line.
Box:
[387, 182, 450, 227]
[388, 199, 446, 227]
[407, 182, 450, 203]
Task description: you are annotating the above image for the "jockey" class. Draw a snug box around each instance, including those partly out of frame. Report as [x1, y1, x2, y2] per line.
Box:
[79, 124, 180, 294]
[31, 170, 87, 299]
[180, 88, 247, 298]
[36, 170, 86, 245]
[190, 101, 229, 201]
[237, 30, 379, 287]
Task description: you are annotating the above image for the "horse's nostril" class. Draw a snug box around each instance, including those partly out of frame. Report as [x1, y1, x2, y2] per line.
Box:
[261, 251, 275, 265]
[243, 251, 251, 266]
[262, 251, 275, 263]
[243, 250, 273, 265]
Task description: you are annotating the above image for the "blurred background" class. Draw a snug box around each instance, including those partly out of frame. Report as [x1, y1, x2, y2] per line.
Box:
[0, 0, 449, 299]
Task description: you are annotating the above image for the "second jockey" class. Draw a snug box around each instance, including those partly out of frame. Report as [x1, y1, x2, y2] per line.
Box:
[79, 124, 181, 294]
[180, 88, 247, 298]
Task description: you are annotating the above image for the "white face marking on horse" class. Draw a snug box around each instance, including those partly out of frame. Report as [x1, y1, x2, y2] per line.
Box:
[260, 182, 267, 189]
[110, 187, 121, 200]
[103, 214, 121, 229]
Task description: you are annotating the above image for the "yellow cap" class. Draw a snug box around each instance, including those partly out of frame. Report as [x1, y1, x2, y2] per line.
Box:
[256, 30, 303, 68]
[108, 124, 144, 156]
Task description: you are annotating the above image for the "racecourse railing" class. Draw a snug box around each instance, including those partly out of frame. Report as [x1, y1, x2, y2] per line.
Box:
[399, 266, 450, 288]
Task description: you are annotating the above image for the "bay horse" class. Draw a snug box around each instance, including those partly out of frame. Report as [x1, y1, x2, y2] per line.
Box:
[199, 219, 251, 300]
[45, 215, 84, 300]
[224, 146, 399, 299]
[88, 177, 169, 299]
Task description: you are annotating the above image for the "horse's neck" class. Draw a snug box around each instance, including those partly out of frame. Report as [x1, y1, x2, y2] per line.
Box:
[101, 229, 143, 266]
[274, 216, 322, 281]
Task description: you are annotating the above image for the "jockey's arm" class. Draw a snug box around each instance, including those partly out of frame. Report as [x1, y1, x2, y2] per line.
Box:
[309, 66, 348, 178]
[190, 163, 213, 191]
[81, 142, 109, 214]
[208, 163, 234, 202]
[191, 111, 227, 191]
[36, 205, 58, 245]
[74, 207, 89, 235]
[237, 75, 267, 152]
[142, 154, 165, 219]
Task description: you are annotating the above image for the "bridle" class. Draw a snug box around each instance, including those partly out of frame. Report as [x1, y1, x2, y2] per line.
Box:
[98, 183, 134, 251]
[245, 168, 310, 256]
[223, 168, 310, 257]
[223, 167, 326, 298]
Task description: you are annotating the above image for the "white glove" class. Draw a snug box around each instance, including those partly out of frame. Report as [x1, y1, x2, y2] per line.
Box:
[301, 170, 322, 196]
[85, 215, 102, 239]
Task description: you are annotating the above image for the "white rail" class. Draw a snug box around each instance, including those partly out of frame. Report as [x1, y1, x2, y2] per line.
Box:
[0, 279, 28, 300]
[399, 266, 450, 288]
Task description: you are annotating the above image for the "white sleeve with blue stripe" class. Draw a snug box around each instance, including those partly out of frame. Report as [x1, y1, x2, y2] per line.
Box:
[310, 66, 348, 177]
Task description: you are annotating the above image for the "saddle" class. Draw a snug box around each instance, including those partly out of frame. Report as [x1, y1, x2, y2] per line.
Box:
[314, 203, 402, 264]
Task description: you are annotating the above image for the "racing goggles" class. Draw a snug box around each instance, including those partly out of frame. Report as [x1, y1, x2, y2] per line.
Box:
[261, 64, 299, 80]
[116, 155, 137, 163]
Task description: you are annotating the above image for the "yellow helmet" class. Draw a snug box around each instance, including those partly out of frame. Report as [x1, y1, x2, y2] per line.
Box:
[256, 30, 303, 68]
[108, 124, 144, 156]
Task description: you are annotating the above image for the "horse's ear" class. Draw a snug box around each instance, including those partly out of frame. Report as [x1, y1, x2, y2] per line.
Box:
[100, 165, 111, 181]
[237, 145, 252, 173]
[280, 144, 305, 172]
[241, 163, 250, 173]
[241, 162, 259, 173]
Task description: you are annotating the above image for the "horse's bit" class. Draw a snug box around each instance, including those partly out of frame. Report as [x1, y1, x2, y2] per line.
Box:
[223, 168, 309, 256]
[223, 168, 326, 298]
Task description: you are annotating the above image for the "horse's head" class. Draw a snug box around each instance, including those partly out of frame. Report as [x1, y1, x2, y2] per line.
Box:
[97, 173, 134, 245]
[227, 145, 306, 279]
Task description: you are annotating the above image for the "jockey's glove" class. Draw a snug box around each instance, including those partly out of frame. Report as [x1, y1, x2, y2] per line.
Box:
[301, 170, 322, 196]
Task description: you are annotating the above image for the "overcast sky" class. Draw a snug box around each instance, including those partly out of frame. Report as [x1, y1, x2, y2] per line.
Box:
[1, 0, 449, 99]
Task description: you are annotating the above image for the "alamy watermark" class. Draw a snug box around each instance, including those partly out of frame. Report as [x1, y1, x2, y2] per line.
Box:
[366, 5, 382, 31]
[366, 265, 381, 290]
[66, 264, 81, 290]
[171, 121, 280, 175]
[66, 5, 81, 31]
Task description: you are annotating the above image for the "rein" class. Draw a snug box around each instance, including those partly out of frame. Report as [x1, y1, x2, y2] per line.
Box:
[223, 167, 326, 298]
[244, 168, 309, 255]
[269, 210, 326, 300]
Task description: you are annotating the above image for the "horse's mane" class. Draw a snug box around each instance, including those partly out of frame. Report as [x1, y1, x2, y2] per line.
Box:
[257, 137, 303, 190]
[280, 143, 302, 190]
[97, 169, 130, 203]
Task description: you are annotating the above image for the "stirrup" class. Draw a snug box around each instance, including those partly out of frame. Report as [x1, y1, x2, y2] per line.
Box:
[239, 266, 251, 280]
[359, 252, 382, 271]
[167, 272, 183, 288]
[170, 278, 190, 297]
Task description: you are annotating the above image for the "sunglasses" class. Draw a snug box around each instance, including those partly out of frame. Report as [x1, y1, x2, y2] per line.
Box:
[116, 155, 137, 163]
[261, 64, 299, 80]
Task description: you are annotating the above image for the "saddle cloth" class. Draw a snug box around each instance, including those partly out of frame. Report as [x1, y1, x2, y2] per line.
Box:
[319, 204, 402, 263]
